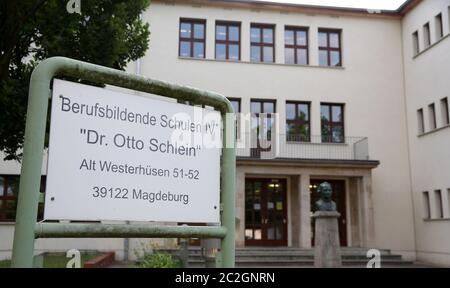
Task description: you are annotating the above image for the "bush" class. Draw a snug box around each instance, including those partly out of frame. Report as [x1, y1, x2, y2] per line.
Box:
[140, 253, 182, 268]
[0, 259, 11, 268]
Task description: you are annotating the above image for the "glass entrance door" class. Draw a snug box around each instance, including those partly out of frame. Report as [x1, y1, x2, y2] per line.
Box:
[245, 178, 287, 246]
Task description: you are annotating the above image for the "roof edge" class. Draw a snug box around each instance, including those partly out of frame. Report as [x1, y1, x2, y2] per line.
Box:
[154, 0, 422, 18]
[153, 0, 401, 18]
[397, 0, 422, 15]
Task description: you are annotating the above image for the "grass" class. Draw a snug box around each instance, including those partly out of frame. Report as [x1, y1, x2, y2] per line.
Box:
[0, 251, 103, 268]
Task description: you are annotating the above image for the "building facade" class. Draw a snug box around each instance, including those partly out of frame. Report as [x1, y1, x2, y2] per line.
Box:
[401, 0, 450, 266]
[0, 0, 449, 266]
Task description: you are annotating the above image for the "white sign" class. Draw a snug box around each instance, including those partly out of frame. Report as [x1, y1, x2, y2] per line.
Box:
[44, 80, 221, 223]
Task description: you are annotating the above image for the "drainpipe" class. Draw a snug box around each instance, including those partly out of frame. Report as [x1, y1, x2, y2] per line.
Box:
[123, 26, 143, 262]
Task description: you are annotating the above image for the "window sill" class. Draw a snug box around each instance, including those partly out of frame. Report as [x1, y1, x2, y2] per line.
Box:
[178, 57, 345, 70]
[418, 123, 450, 138]
[413, 33, 450, 59]
[423, 218, 450, 222]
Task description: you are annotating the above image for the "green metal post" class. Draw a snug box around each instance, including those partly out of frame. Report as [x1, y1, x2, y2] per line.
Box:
[219, 111, 236, 268]
[11, 57, 236, 268]
[11, 61, 55, 267]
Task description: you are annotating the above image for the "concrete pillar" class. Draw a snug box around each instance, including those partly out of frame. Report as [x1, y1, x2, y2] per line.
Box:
[290, 176, 300, 247]
[235, 169, 246, 248]
[348, 177, 361, 247]
[313, 211, 342, 268]
[299, 173, 312, 248]
[360, 175, 375, 248]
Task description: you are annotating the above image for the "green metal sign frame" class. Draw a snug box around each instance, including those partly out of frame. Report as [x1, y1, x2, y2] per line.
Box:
[11, 57, 236, 268]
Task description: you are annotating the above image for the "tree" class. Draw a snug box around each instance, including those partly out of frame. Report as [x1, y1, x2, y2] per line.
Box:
[0, 0, 150, 160]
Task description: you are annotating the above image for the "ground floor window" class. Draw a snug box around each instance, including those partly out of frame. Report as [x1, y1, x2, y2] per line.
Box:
[0, 175, 46, 222]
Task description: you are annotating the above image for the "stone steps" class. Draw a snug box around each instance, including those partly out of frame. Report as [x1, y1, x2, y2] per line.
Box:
[156, 247, 415, 268]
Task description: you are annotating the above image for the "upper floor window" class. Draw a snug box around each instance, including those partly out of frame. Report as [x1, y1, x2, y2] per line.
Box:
[286, 101, 310, 142]
[434, 190, 444, 219]
[251, 99, 276, 140]
[441, 97, 449, 126]
[285, 27, 309, 65]
[423, 22, 431, 48]
[417, 108, 425, 134]
[435, 13, 443, 40]
[250, 24, 275, 63]
[428, 103, 436, 130]
[321, 103, 344, 143]
[228, 98, 241, 139]
[412, 31, 419, 55]
[216, 22, 240, 61]
[318, 29, 342, 67]
[423, 191, 431, 219]
[179, 19, 206, 58]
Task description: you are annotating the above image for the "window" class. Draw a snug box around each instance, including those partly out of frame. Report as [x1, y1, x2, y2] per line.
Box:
[428, 103, 436, 130]
[179, 19, 206, 58]
[286, 102, 310, 142]
[228, 98, 241, 139]
[448, 189, 450, 218]
[423, 22, 431, 48]
[285, 27, 308, 65]
[441, 97, 449, 126]
[321, 103, 344, 143]
[318, 29, 342, 67]
[435, 13, 443, 40]
[216, 22, 240, 61]
[417, 109, 425, 134]
[434, 190, 444, 219]
[250, 24, 275, 63]
[0, 176, 19, 221]
[251, 99, 276, 140]
[0, 175, 45, 222]
[412, 31, 419, 55]
[423, 191, 431, 219]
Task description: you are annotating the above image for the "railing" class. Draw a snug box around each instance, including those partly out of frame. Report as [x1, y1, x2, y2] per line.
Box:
[236, 133, 370, 161]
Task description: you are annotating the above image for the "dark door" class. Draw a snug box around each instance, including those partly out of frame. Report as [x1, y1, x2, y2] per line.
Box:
[310, 180, 347, 246]
[250, 100, 276, 158]
[245, 178, 288, 246]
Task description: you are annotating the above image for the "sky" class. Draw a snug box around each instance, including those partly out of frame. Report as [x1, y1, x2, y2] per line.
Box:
[250, 0, 409, 10]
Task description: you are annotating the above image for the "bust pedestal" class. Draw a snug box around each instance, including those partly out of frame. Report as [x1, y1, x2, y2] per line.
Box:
[313, 211, 342, 268]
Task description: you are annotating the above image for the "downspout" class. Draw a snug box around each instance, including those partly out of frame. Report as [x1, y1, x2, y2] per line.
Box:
[123, 15, 144, 263]
[399, 13, 418, 261]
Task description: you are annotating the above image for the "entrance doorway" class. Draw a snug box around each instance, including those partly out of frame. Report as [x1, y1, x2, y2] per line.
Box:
[310, 180, 347, 246]
[245, 178, 288, 246]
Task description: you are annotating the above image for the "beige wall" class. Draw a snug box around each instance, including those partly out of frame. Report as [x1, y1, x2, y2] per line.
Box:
[4, 0, 443, 264]
[402, 0, 450, 266]
[140, 1, 415, 256]
[0, 152, 47, 175]
[0, 224, 126, 261]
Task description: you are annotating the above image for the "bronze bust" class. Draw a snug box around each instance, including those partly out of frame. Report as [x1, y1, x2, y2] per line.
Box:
[315, 182, 337, 212]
